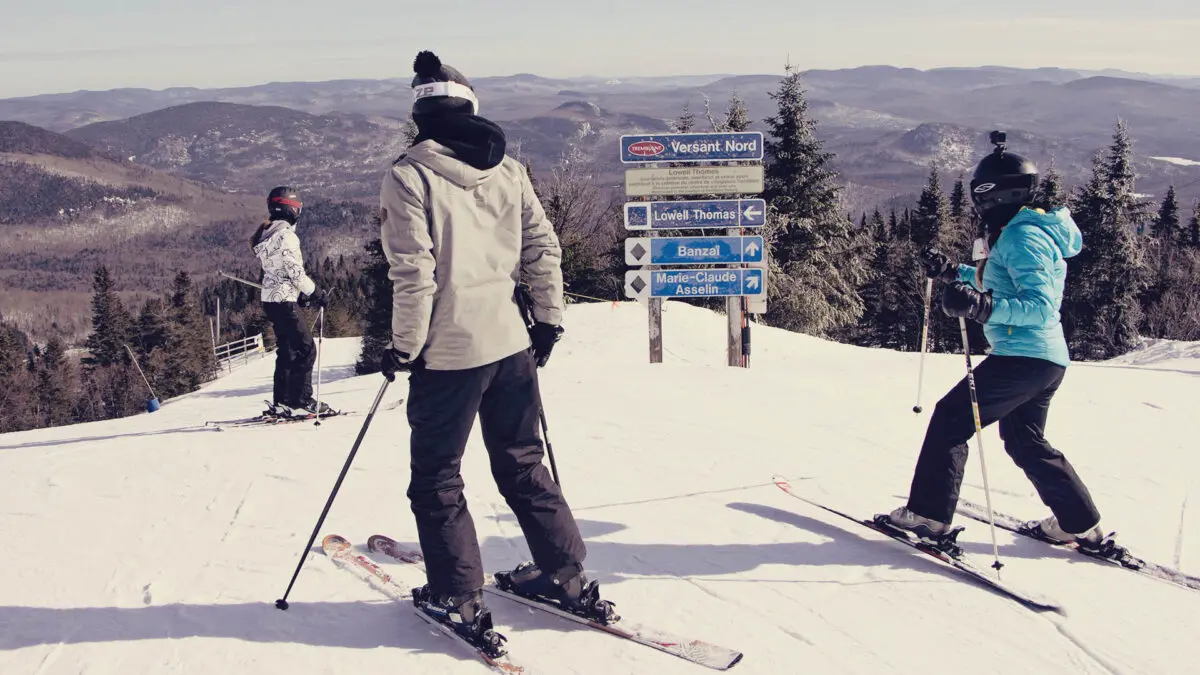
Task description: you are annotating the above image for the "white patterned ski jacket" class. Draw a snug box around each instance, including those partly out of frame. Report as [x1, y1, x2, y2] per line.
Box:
[252, 220, 316, 303]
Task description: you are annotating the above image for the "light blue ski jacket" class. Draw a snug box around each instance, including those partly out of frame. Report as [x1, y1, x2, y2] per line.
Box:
[956, 207, 1083, 367]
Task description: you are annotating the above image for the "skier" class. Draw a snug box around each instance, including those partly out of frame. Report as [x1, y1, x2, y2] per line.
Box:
[250, 186, 331, 418]
[377, 50, 608, 652]
[882, 132, 1125, 559]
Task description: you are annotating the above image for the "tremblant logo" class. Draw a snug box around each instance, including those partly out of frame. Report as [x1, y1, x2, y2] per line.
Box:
[628, 141, 665, 157]
[973, 183, 996, 193]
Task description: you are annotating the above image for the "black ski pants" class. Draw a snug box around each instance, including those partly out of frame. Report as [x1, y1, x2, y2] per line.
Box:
[405, 348, 586, 597]
[262, 301, 315, 406]
[906, 355, 1102, 534]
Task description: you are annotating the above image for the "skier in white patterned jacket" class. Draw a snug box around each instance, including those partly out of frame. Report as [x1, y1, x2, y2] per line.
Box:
[250, 186, 331, 417]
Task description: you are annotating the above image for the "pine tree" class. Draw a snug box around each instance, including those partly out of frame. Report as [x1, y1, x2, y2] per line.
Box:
[672, 102, 696, 133]
[1032, 160, 1066, 211]
[159, 271, 218, 397]
[1189, 202, 1200, 248]
[33, 337, 75, 428]
[1140, 186, 1187, 337]
[911, 167, 948, 250]
[1104, 120, 1149, 228]
[83, 266, 132, 367]
[0, 322, 34, 432]
[761, 64, 868, 336]
[856, 210, 891, 346]
[724, 92, 751, 132]
[949, 176, 968, 222]
[135, 298, 170, 357]
[1152, 186, 1180, 241]
[1062, 124, 1149, 360]
[355, 235, 394, 375]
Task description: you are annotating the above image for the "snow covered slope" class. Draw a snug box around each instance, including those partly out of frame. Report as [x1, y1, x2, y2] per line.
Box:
[2, 301, 1199, 675]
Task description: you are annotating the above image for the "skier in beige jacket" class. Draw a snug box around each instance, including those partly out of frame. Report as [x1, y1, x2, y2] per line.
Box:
[377, 50, 610, 653]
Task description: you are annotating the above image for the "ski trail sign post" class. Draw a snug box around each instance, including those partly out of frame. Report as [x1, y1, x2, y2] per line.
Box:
[620, 132, 767, 367]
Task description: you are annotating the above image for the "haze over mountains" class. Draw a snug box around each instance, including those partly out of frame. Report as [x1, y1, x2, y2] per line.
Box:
[2, 65, 1199, 341]
[2, 65, 1197, 209]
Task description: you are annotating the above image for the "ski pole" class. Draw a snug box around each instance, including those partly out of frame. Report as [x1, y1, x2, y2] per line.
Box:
[275, 378, 390, 610]
[218, 270, 262, 289]
[960, 317, 1004, 573]
[124, 343, 161, 411]
[540, 406, 560, 487]
[529, 368, 561, 486]
[314, 307, 324, 427]
[913, 278, 933, 413]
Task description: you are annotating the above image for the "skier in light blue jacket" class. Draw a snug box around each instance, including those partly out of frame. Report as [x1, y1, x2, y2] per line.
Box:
[882, 133, 1129, 562]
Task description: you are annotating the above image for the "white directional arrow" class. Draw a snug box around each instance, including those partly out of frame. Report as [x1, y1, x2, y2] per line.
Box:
[746, 274, 761, 291]
[744, 239, 761, 257]
[742, 203, 763, 220]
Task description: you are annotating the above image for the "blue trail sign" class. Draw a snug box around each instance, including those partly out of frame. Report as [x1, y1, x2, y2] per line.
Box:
[624, 268, 766, 299]
[624, 199, 766, 230]
[625, 236, 764, 266]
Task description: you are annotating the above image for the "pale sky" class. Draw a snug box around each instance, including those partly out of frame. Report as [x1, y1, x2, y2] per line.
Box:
[1, 0, 1197, 98]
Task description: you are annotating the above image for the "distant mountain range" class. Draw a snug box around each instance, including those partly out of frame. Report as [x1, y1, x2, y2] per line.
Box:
[2, 65, 1199, 341]
[2, 64, 1196, 212]
[0, 121, 374, 342]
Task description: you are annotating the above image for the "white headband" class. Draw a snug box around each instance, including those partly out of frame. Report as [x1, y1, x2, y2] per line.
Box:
[412, 80, 479, 114]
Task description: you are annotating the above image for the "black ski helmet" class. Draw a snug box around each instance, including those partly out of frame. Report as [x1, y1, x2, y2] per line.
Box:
[970, 131, 1039, 218]
[267, 186, 302, 223]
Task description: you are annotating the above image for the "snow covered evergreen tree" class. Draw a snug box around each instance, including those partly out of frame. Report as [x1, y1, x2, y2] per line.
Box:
[1062, 121, 1149, 359]
[1032, 160, 1067, 211]
[761, 64, 867, 336]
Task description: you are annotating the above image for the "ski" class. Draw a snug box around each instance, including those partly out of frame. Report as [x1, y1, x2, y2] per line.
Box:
[320, 534, 536, 674]
[954, 498, 1200, 592]
[206, 398, 400, 429]
[368, 534, 744, 671]
[772, 476, 1062, 613]
[205, 410, 352, 429]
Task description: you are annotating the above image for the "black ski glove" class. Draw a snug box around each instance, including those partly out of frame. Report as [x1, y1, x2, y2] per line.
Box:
[529, 322, 564, 367]
[298, 288, 328, 309]
[380, 348, 422, 381]
[920, 249, 957, 282]
[941, 281, 993, 324]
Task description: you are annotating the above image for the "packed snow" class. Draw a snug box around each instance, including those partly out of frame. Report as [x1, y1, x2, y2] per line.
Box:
[2, 301, 1199, 675]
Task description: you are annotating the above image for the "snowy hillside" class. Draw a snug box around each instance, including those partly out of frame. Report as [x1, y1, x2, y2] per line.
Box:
[2, 301, 1199, 675]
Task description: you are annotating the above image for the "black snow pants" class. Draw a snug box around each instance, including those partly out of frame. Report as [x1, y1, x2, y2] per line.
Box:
[262, 301, 315, 407]
[405, 348, 586, 597]
[906, 355, 1102, 535]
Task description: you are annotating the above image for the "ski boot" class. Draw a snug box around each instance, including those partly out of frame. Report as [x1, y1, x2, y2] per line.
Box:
[296, 398, 336, 416]
[875, 507, 966, 558]
[1021, 516, 1145, 570]
[494, 561, 618, 624]
[412, 586, 508, 657]
[263, 401, 294, 419]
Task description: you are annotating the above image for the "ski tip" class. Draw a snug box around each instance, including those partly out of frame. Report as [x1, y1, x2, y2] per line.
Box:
[321, 534, 351, 553]
[366, 534, 395, 550]
[724, 652, 745, 669]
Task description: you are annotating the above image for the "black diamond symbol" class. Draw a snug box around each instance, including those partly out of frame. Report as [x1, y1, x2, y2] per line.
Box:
[631, 243, 647, 260]
[630, 275, 647, 293]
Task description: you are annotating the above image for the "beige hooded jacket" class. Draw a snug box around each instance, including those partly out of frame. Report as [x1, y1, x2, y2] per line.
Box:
[379, 140, 564, 371]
